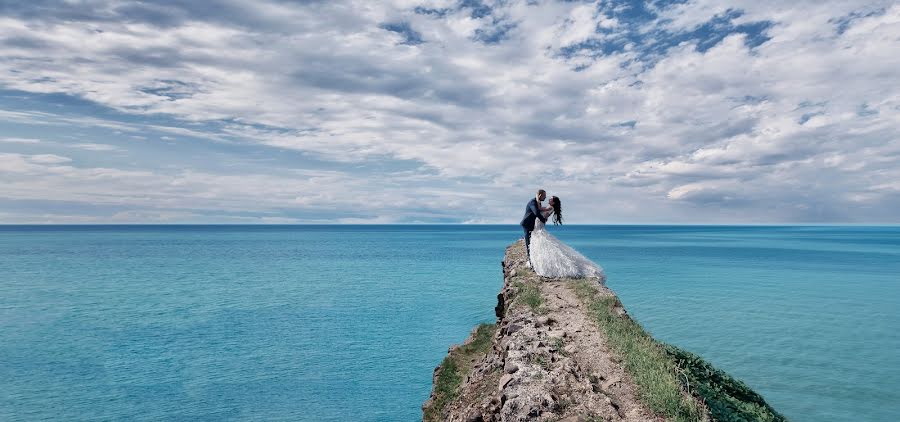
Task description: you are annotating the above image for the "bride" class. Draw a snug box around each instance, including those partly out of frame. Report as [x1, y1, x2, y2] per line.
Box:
[529, 196, 606, 281]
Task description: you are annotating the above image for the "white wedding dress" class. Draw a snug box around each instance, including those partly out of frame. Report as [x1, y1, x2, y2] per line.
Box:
[529, 213, 605, 281]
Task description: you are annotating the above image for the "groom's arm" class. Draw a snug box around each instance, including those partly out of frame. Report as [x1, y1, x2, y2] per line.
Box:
[529, 201, 547, 223]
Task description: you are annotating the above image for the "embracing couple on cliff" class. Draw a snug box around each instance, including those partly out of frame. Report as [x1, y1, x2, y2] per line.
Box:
[519, 189, 605, 281]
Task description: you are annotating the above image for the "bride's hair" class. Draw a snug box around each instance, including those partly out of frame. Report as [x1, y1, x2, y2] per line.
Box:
[550, 196, 562, 225]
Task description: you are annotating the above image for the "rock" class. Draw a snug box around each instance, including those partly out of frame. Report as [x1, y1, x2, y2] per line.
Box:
[499, 374, 514, 390]
[504, 363, 519, 374]
[506, 323, 523, 335]
[466, 410, 484, 422]
[564, 345, 577, 354]
[548, 330, 566, 339]
[542, 393, 554, 406]
[602, 376, 621, 390]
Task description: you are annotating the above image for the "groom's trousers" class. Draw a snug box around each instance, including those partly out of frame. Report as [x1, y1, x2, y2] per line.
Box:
[523, 227, 532, 261]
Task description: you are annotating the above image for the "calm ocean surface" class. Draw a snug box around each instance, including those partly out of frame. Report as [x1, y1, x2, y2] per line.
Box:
[1, 225, 898, 421]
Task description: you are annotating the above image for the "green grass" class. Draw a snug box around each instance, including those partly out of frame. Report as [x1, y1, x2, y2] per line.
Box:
[551, 337, 565, 354]
[423, 323, 497, 422]
[571, 280, 707, 422]
[664, 345, 788, 422]
[512, 280, 545, 314]
[532, 353, 549, 369]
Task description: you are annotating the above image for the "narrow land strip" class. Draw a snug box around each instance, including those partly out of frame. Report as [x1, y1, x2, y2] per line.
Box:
[424, 240, 786, 422]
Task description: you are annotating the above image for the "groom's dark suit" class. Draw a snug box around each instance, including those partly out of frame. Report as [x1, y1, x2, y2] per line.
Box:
[520, 198, 547, 262]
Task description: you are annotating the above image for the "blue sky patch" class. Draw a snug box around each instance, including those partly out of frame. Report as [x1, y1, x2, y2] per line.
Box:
[379, 22, 424, 45]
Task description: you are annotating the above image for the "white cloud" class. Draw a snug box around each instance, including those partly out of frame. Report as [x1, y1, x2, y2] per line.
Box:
[0, 137, 41, 144]
[69, 143, 120, 151]
[0, 1, 898, 223]
[27, 154, 72, 164]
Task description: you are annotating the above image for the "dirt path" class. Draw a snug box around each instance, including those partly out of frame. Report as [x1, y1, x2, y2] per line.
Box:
[539, 278, 660, 421]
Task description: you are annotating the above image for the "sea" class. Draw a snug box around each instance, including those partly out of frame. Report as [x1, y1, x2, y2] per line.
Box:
[1, 225, 898, 421]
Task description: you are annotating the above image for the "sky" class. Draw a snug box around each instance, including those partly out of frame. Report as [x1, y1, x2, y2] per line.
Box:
[0, 0, 898, 224]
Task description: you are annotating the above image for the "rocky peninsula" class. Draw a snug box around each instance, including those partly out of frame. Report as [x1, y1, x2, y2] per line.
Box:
[423, 241, 786, 422]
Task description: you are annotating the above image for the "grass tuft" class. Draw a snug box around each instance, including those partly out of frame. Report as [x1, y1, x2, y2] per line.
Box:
[423, 323, 497, 422]
[512, 280, 545, 314]
[551, 337, 565, 354]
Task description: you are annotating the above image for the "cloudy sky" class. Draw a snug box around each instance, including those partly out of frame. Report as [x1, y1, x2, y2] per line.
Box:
[0, 0, 898, 224]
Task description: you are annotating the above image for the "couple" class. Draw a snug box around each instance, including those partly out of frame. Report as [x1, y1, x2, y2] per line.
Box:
[520, 189, 605, 281]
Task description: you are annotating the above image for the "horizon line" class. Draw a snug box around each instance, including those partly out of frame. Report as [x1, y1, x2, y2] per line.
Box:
[1, 222, 899, 227]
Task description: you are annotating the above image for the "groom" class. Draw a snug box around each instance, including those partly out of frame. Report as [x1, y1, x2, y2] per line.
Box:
[520, 189, 547, 267]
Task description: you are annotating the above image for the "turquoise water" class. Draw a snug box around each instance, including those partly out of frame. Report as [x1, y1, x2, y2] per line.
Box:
[1, 225, 898, 421]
